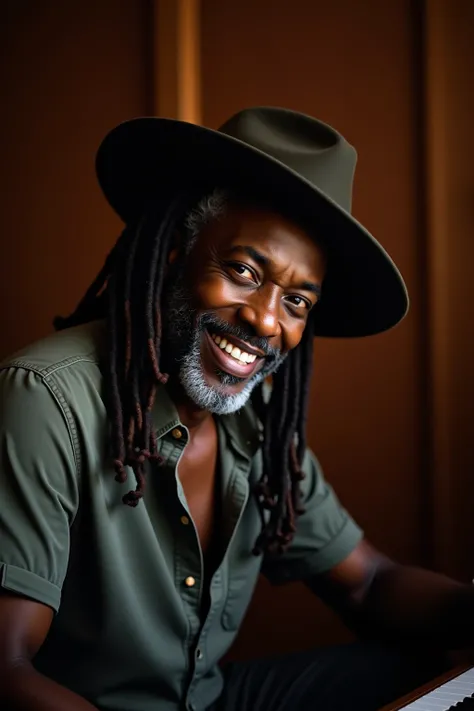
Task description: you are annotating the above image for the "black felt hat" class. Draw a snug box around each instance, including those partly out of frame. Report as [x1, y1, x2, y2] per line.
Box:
[95, 106, 409, 338]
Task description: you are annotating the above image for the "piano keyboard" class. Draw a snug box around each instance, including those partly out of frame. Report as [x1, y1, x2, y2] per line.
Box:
[399, 667, 474, 709]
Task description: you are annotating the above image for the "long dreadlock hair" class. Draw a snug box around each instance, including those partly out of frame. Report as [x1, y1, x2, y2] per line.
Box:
[54, 189, 315, 555]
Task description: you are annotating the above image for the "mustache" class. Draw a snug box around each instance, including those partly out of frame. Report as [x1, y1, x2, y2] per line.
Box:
[198, 312, 281, 360]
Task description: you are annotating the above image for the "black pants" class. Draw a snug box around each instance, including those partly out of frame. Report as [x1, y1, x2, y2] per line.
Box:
[211, 642, 448, 711]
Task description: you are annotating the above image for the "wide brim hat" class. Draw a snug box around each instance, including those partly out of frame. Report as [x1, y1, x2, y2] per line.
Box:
[95, 106, 409, 338]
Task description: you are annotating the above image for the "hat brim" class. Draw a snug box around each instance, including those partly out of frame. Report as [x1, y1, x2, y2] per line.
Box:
[95, 117, 409, 338]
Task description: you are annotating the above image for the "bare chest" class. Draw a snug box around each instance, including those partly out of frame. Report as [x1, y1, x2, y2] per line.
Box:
[177, 430, 219, 554]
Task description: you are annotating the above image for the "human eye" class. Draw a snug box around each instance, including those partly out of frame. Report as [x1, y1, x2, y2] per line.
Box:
[284, 294, 312, 313]
[228, 262, 257, 282]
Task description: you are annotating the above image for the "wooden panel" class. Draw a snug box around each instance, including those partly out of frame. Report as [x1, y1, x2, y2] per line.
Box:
[151, 0, 201, 122]
[0, 0, 150, 358]
[424, 0, 474, 580]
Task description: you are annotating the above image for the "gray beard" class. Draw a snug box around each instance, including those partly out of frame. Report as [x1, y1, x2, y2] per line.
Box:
[162, 261, 286, 415]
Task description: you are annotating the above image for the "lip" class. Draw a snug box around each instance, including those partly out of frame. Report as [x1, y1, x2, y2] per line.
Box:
[212, 332, 266, 358]
[204, 330, 263, 379]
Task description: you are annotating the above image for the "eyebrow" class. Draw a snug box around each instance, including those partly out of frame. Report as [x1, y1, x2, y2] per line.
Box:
[228, 245, 322, 296]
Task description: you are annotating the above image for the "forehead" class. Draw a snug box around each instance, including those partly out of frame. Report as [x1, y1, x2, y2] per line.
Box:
[197, 202, 326, 276]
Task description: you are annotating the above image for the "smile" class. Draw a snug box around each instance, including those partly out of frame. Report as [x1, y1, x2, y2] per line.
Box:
[210, 333, 258, 364]
[204, 330, 263, 379]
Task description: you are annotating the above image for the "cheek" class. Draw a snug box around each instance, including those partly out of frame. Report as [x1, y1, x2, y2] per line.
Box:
[193, 274, 240, 310]
[283, 322, 307, 352]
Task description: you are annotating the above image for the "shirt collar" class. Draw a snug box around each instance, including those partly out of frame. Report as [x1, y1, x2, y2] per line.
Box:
[152, 384, 262, 461]
[219, 406, 263, 461]
[152, 384, 182, 438]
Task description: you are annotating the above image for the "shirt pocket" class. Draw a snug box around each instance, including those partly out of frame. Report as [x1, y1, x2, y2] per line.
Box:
[221, 556, 261, 631]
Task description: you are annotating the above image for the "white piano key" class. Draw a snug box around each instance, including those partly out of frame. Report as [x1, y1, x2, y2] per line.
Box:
[399, 667, 474, 709]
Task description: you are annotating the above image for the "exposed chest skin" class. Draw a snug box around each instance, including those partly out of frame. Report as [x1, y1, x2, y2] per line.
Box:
[176, 417, 219, 556]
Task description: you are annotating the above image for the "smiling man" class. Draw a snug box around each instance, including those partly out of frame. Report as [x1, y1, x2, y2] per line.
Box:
[164, 198, 323, 415]
[1, 108, 473, 711]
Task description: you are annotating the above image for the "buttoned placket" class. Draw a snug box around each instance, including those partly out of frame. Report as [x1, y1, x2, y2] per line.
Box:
[154, 406, 260, 711]
[153, 424, 203, 688]
[183, 423, 254, 711]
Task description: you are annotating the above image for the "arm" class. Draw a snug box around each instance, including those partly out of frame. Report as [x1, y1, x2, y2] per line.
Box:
[262, 449, 473, 648]
[0, 365, 98, 709]
[306, 538, 474, 648]
[0, 594, 98, 711]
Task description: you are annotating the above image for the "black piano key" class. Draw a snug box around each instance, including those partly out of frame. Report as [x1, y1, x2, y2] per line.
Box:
[447, 696, 474, 709]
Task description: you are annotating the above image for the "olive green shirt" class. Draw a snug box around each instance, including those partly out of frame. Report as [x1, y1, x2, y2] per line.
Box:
[0, 321, 363, 711]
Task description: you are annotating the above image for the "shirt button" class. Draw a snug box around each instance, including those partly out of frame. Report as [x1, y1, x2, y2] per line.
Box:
[184, 576, 196, 587]
[180, 515, 190, 525]
[196, 648, 203, 660]
[171, 427, 183, 439]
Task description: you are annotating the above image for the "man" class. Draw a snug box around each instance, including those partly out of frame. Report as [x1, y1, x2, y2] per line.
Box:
[0, 107, 472, 711]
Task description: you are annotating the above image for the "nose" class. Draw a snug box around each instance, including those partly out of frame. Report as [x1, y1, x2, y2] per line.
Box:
[237, 285, 282, 341]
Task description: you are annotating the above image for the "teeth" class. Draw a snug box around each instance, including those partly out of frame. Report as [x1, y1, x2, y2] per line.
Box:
[211, 333, 258, 364]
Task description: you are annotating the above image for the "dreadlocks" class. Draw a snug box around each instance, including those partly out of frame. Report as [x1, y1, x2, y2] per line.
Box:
[54, 189, 315, 555]
[250, 317, 314, 555]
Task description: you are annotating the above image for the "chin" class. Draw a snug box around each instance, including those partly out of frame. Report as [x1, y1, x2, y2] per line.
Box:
[205, 368, 249, 390]
[178, 358, 261, 415]
[175, 326, 271, 415]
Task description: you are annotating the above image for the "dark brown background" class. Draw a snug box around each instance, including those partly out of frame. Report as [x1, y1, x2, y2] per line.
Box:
[1, 0, 473, 660]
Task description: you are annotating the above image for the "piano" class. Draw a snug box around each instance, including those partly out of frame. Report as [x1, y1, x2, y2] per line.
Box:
[381, 666, 474, 710]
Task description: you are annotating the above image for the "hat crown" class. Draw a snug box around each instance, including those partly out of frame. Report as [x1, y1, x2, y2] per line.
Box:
[218, 107, 357, 213]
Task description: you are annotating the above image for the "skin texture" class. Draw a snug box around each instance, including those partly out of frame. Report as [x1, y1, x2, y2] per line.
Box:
[178, 414, 219, 554]
[1, 203, 474, 710]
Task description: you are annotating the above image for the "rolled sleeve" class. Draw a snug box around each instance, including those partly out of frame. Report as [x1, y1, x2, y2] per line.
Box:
[0, 366, 79, 612]
[262, 449, 363, 584]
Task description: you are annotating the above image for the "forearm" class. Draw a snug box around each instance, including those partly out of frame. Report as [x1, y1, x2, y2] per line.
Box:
[0, 660, 98, 711]
[349, 564, 473, 648]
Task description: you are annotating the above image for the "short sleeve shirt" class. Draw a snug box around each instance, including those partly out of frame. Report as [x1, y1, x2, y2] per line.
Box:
[0, 321, 363, 711]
